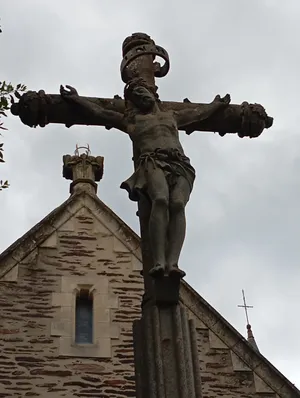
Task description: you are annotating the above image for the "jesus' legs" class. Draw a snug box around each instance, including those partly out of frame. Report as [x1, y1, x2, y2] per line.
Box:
[146, 166, 169, 276]
[167, 176, 191, 278]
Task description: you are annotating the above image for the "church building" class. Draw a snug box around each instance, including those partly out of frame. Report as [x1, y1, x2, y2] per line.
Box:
[0, 149, 298, 398]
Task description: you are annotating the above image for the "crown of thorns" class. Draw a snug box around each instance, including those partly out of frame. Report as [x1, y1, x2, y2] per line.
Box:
[124, 78, 159, 101]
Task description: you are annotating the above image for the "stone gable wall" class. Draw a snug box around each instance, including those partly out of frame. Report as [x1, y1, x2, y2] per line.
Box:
[0, 205, 143, 397]
[0, 202, 295, 398]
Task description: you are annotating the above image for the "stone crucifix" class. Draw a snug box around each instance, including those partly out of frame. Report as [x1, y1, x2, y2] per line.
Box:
[11, 33, 273, 303]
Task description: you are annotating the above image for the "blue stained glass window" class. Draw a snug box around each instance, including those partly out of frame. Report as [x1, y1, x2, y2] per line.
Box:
[75, 292, 93, 344]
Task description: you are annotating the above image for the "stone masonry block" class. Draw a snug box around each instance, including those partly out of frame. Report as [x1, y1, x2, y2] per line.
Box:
[93, 278, 109, 295]
[59, 306, 74, 321]
[40, 232, 58, 248]
[58, 217, 76, 232]
[231, 351, 251, 371]
[231, 339, 262, 370]
[253, 373, 274, 393]
[113, 236, 130, 253]
[253, 362, 286, 394]
[50, 202, 82, 230]
[209, 330, 227, 349]
[20, 249, 38, 265]
[52, 292, 74, 307]
[11, 238, 41, 264]
[2, 265, 18, 282]
[109, 324, 119, 339]
[94, 322, 119, 340]
[59, 336, 112, 358]
[61, 276, 109, 294]
[94, 293, 119, 309]
[132, 256, 142, 271]
[0, 257, 17, 280]
[51, 321, 72, 337]
[94, 308, 111, 323]
[210, 320, 241, 349]
[93, 219, 111, 234]
[61, 276, 78, 293]
[96, 337, 112, 358]
[193, 318, 207, 330]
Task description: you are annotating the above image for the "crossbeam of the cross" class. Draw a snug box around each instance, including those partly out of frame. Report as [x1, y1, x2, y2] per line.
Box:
[11, 93, 273, 138]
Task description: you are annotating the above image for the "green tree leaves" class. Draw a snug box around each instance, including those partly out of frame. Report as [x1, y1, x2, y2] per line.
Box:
[0, 82, 27, 190]
[0, 24, 28, 191]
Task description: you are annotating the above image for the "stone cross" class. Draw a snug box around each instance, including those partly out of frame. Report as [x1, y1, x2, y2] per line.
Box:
[11, 33, 273, 307]
[11, 32, 273, 398]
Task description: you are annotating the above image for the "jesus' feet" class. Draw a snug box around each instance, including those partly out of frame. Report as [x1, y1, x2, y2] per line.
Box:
[167, 264, 186, 279]
[149, 263, 165, 278]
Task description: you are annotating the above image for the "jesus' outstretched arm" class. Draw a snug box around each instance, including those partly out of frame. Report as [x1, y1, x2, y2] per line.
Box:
[60, 85, 128, 133]
[174, 93, 231, 130]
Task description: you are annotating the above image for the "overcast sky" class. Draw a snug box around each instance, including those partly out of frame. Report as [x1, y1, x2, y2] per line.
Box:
[0, 0, 299, 387]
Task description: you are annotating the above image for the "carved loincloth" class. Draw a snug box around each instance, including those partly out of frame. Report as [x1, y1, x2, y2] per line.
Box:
[120, 148, 195, 202]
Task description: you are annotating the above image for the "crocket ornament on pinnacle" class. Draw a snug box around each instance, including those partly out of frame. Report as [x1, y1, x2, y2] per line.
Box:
[11, 32, 273, 289]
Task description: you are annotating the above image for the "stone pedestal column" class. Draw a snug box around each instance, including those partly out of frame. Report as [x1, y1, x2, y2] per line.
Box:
[62, 148, 104, 195]
[133, 278, 203, 398]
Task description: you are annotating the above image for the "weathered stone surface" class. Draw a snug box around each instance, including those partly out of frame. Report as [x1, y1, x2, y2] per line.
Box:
[40, 233, 58, 249]
[209, 330, 227, 349]
[134, 304, 203, 398]
[1, 265, 18, 282]
[231, 351, 251, 371]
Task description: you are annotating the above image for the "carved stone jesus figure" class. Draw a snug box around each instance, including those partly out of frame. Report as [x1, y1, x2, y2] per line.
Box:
[59, 78, 230, 277]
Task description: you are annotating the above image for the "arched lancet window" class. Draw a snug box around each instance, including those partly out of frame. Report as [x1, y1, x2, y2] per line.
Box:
[75, 289, 93, 344]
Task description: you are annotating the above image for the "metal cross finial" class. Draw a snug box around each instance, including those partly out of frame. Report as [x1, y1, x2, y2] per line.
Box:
[74, 143, 91, 156]
[238, 289, 253, 325]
